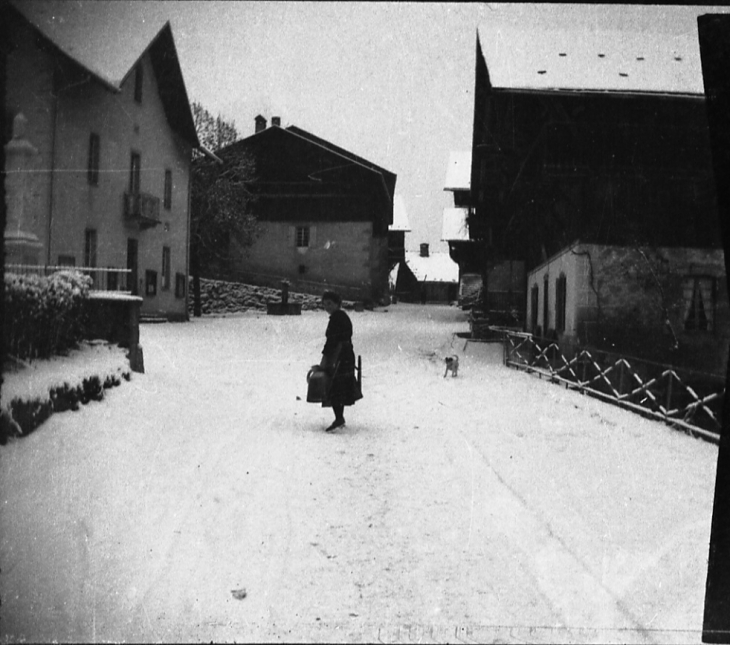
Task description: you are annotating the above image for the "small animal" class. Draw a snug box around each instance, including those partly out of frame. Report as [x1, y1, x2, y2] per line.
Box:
[444, 355, 459, 378]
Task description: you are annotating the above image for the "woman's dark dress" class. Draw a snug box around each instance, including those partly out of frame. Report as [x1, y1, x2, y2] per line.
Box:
[321, 309, 362, 408]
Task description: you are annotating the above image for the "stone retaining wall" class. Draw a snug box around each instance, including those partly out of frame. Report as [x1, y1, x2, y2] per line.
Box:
[188, 277, 356, 315]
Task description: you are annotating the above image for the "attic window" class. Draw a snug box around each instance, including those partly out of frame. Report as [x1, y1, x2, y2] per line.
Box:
[637, 56, 645, 61]
[674, 56, 683, 61]
[538, 70, 547, 75]
[619, 72, 629, 77]
[598, 53, 606, 58]
[558, 53, 567, 57]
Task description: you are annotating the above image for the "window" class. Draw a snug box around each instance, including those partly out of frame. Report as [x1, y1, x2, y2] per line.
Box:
[58, 255, 75, 267]
[164, 169, 172, 210]
[555, 274, 567, 333]
[130, 152, 141, 194]
[88, 133, 100, 185]
[134, 64, 143, 103]
[296, 226, 310, 248]
[530, 284, 539, 333]
[684, 276, 715, 332]
[175, 272, 186, 299]
[146, 270, 157, 296]
[162, 246, 171, 290]
[298, 264, 307, 274]
[84, 229, 97, 267]
[542, 275, 550, 334]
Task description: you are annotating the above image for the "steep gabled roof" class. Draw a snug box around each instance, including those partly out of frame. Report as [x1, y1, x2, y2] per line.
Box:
[285, 125, 397, 200]
[9, 1, 199, 146]
[478, 25, 704, 96]
[226, 124, 397, 201]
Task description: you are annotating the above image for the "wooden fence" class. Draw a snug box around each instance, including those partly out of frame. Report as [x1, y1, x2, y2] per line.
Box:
[501, 330, 724, 443]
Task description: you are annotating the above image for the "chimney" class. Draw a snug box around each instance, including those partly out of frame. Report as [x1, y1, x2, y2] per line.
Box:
[255, 114, 267, 133]
[271, 116, 281, 127]
[420, 243, 430, 258]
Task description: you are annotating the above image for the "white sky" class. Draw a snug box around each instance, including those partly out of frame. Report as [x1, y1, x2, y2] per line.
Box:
[17, 2, 730, 253]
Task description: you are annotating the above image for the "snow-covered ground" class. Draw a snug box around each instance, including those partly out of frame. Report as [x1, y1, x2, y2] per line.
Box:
[2, 341, 130, 411]
[0, 304, 719, 643]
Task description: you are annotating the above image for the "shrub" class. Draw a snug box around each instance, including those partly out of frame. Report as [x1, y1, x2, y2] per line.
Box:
[3, 270, 92, 360]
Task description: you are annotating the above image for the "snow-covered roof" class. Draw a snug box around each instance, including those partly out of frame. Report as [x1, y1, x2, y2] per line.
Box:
[442, 208, 470, 242]
[404, 251, 458, 284]
[478, 25, 705, 95]
[444, 151, 472, 191]
[11, 1, 199, 146]
[389, 195, 411, 232]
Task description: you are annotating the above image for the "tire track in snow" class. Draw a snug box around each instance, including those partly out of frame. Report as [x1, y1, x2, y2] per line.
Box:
[454, 423, 657, 641]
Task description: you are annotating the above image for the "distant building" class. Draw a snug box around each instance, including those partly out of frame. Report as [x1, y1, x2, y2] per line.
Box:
[392, 243, 458, 304]
[4, 2, 201, 321]
[388, 195, 411, 271]
[441, 150, 524, 315]
[469, 25, 726, 368]
[215, 118, 397, 304]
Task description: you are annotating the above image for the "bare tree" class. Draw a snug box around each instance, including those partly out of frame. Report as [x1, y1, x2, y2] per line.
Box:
[190, 103, 258, 316]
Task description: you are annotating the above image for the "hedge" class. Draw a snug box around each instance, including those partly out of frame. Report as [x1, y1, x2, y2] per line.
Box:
[3, 270, 92, 360]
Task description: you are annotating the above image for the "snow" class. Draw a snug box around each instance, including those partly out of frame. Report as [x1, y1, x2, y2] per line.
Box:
[478, 25, 704, 95]
[0, 305, 719, 643]
[389, 195, 411, 232]
[1, 341, 130, 409]
[443, 151, 471, 191]
[404, 251, 459, 283]
[442, 207, 470, 242]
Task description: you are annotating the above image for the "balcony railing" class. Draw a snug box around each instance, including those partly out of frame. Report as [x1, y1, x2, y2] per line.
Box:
[124, 191, 161, 229]
[6, 264, 132, 294]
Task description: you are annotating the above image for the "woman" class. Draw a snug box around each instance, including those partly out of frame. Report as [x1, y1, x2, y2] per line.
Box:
[320, 290, 362, 431]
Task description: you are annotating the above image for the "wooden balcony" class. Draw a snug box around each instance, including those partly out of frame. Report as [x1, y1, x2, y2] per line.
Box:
[124, 191, 161, 229]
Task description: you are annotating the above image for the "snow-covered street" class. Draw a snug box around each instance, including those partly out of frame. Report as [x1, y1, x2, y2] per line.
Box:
[0, 304, 719, 643]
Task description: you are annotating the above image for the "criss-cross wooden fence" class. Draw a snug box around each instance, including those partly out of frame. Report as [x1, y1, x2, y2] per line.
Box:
[501, 330, 724, 443]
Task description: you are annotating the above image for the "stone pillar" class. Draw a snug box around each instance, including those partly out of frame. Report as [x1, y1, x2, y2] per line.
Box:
[4, 113, 43, 265]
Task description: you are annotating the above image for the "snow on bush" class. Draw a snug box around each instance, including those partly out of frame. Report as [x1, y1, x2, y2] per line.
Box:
[3, 270, 92, 360]
[1, 341, 131, 443]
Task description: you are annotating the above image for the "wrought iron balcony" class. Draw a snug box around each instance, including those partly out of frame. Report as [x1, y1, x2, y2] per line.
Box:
[124, 191, 161, 229]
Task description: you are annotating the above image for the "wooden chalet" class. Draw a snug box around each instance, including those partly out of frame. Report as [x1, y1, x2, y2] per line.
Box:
[216, 118, 397, 304]
[469, 25, 727, 371]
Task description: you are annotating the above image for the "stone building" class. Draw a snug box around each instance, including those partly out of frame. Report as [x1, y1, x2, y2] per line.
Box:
[215, 117, 397, 304]
[4, 2, 201, 320]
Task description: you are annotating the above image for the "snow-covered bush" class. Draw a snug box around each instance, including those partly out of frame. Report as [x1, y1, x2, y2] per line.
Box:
[3, 270, 92, 360]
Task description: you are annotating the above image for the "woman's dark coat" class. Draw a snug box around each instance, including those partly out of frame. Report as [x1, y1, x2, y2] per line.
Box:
[321, 309, 362, 407]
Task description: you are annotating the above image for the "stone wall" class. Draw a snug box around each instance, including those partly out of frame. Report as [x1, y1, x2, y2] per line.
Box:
[188, 277, 356, 315]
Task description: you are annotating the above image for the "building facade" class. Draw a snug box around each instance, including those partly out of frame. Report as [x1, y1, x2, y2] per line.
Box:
[469, 25, 725, 367]
[4, 3, 199, 320]
[218, 119, 397, 304]
[526, 242, 729, 376]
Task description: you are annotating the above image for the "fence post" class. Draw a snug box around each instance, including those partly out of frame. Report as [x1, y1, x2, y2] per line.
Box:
[619, 360, 625, 398]
[666, 372, 674, 417]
